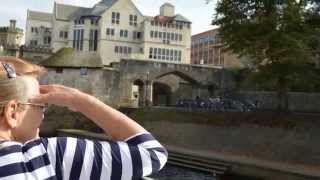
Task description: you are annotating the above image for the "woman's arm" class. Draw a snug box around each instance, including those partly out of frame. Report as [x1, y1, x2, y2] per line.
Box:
[31, 84, 146, 141]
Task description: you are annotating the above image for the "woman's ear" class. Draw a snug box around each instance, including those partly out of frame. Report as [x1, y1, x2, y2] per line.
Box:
[3, 100, 19, 128]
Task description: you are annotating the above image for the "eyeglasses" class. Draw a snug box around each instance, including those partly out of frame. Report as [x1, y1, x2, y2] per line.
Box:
[18, 103, 48, 113]
[0, 102, 48, 113]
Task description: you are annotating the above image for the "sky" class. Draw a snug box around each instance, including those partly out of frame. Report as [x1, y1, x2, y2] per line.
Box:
[0, 0, 217, 43]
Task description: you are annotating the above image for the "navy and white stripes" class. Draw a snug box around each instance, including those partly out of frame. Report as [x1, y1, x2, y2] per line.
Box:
[0, 133, 168, 180]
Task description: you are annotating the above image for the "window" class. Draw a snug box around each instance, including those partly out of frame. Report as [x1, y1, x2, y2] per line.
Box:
[115, 46, 132, 55]
[162, 49, 166, 60]
[150, 31, 154, 38]
[75, 19, 84, 25]
[170, 50, 174, 61]
[174, 50, 178, 61]
[159, 32, 162, 38]
[80, 68, 88, 76]
[89, 29, 98, 51]
[179, 34, 183, 41]
[34, 27, 38, 34]
[155, 31, 158, 38]
[133, 31, 141, 40]
[128, 47, 132, 54]
[154, 48, 157, 59]
[129, 15, 138, 26]
[137, 32, 141, 39]
[149, 48, 153, 59]
[44, 36, 51, 45]
[64, 32, 68, 39]
[106, 28, 115, 36]
[112, 12, 120, 24]
[123, 46, 128, 54]
[134, 16, 137, 26]
[120, 30, 128, 38]
[171, 33, 175, 41]
[90, 18, 99, 25]
[73, 29, 84, 51]
[157, 48, 161, 59]
[30, 40, 38, 46]
[56, 68, 63, 74]
[59, 31, 64, 38]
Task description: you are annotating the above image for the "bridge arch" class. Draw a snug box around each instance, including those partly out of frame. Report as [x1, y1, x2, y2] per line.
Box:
[154, 71, 200, 85]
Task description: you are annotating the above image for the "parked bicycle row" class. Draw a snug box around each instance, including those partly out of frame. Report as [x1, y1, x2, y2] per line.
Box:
[175, 97, 260, 112]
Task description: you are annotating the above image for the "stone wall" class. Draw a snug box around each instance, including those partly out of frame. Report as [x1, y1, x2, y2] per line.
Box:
[235, 91, 320, 112]
[127, 108, 320, 179]
[40, 67, 120, 106]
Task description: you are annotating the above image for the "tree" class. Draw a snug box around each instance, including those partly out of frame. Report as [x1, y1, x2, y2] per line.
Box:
[210, 0, 320, 111]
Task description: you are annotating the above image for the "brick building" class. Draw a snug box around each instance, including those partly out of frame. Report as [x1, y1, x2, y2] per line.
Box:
[191, 28, 242, 68]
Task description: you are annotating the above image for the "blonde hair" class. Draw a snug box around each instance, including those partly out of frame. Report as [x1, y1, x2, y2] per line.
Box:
[0, 56, 46, 104]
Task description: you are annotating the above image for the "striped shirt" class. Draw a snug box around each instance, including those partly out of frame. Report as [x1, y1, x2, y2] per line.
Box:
[0, 133, 168, 180]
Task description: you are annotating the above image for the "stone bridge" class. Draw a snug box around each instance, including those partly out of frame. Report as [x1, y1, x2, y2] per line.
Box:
[118, 59, 232, 107]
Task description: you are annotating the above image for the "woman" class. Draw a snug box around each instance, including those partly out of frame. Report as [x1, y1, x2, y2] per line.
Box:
[0, 56, 167, 180]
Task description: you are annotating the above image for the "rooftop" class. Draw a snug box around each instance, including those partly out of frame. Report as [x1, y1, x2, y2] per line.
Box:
[40, 48, 103, 68]
[0, 27, 23, 33]
[27, 10, 53, 22]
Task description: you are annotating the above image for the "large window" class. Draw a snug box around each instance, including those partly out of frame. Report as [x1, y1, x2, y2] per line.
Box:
[149, 30, 183, 43]
[73, 29, 84, 51]
[149, 47, 182, 62]
[114, 46, 132, 55]
[89, 29, 98, 51]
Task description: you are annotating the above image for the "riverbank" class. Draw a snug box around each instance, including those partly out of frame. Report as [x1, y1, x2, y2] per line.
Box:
[125, 108, 320, 180]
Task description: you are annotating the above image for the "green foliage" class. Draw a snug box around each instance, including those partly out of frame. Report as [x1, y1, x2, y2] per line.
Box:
[210, 0, 320, 110]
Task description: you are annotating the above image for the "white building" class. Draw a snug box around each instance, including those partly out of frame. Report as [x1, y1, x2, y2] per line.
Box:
[26, 11, 53, 47]
[25, 0, 192, 65]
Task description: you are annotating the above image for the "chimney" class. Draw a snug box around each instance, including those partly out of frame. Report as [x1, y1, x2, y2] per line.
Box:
[9, 20, 16, 30]
[160, 3, 175, 17]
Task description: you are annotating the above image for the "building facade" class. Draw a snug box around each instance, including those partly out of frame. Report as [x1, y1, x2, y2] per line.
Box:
[25, 10, 53, 47]
[191, 29, 242, 68]
[0, 20, 23, 57]
[25, 0, 192, 65]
